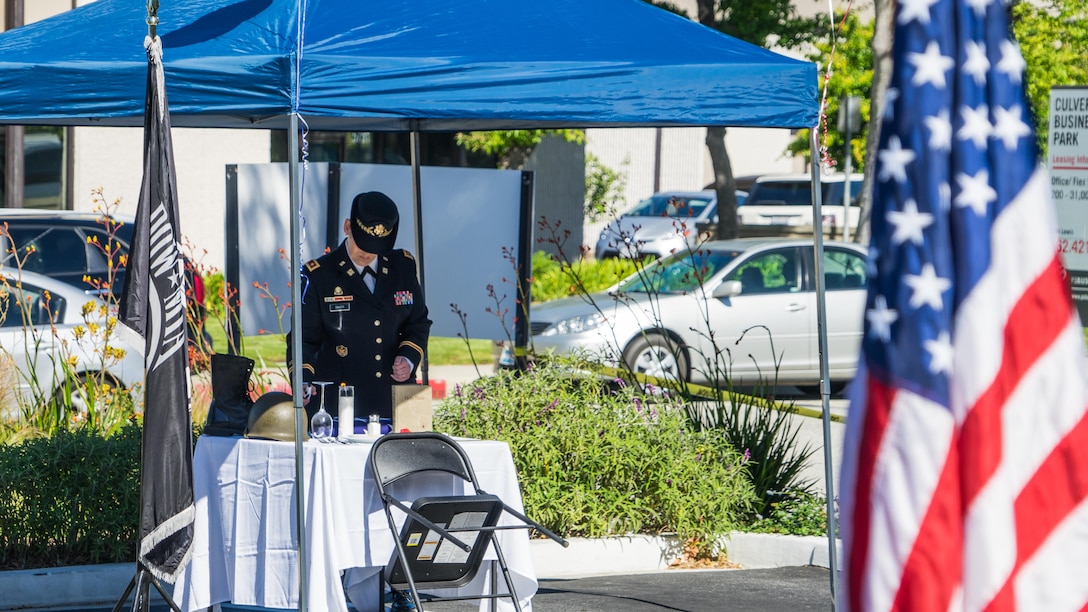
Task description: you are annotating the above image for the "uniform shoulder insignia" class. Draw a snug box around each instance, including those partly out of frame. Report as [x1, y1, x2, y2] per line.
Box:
[305, 259, 321, 272]
[402, 250, 415, 261]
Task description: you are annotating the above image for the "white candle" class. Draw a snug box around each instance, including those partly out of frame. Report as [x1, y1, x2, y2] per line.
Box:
[337, 385, 355, 440]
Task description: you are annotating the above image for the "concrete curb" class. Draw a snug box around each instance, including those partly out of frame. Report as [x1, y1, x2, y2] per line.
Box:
[0, 533, 839, 610]
[531, 532, 839, 578]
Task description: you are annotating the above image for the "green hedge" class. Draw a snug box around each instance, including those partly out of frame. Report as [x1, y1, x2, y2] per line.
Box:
[434, 355, 756, 552]
[0, 425, 141, 570]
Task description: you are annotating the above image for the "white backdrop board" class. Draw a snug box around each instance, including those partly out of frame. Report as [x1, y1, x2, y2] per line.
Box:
[230, 163, 528, 347]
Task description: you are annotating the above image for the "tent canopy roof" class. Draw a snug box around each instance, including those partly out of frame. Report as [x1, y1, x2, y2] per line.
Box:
[0, 0, 818, 131]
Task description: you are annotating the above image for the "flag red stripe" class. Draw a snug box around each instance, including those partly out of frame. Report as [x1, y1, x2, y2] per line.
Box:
[960, 255, 1073, 504]
[890, 440, 962, 612]
[982, 410, 1088, 611]
[847, 376, 894, 612]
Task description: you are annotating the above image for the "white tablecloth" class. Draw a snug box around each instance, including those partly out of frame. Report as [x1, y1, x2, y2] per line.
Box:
[173, 435, 536, 612]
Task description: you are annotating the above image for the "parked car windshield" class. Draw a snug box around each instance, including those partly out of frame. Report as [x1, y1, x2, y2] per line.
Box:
[616, 248, 741, 294]
[625, 194, 714, 218]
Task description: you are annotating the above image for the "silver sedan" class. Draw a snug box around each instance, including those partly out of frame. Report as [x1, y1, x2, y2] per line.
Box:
[531, 238, 867, 390]
[0, 269, 145, 416]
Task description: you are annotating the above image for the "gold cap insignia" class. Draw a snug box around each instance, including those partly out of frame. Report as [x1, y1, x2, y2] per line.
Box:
[356, 218, 393, 238]
[336, 345, 348, 357]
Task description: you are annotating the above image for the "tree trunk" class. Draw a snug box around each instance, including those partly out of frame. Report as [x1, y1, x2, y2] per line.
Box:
[696, 0, 740, 240]
[856, 0, 894, 244]
[706, 127, 740, 239]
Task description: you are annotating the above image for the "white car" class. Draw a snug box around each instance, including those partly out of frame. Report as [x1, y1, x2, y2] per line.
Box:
[532, 238, 867, 391]
[739, 173, 863, 233]
[0, 269, 145, 418]
[594, 190, 747, 259]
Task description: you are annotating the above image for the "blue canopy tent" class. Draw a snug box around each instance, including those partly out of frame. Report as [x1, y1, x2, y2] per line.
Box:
[0, 0, 816, 130]
[0, 0, 839, 606]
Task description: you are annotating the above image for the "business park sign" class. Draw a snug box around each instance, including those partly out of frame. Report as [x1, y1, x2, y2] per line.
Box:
[1049, 86, 1088, 321]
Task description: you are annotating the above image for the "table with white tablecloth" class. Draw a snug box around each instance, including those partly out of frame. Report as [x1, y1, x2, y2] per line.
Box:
[172, 435, 536, 612]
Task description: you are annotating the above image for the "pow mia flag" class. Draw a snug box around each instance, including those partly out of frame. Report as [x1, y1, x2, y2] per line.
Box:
[118, 33, 195, 584]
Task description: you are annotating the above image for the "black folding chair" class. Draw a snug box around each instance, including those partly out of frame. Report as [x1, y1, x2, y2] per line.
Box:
[369, 432, 568, 612]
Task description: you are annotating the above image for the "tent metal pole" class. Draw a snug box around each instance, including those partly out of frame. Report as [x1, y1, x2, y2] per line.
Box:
[410, 124, 428, 384]
[288, 112, 310, 612]
[809, 129, 839, 608]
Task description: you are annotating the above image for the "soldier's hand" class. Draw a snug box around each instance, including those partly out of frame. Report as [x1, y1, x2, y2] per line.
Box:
[392, 356, 412, 382]
[301, 383, 315, 406]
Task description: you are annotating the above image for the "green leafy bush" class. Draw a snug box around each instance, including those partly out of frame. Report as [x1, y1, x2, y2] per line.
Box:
[434, 354, 756, 552]
[743, 490, 828, 537]
[689, 392, 817, 520]
[530, 251, 647, 303]
[0, 424, 142, 569]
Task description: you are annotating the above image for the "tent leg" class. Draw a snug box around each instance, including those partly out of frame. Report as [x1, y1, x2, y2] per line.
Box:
[409, 125, 428, 384]
[809, 129, 840, 609]
[288, 112, 310, 612]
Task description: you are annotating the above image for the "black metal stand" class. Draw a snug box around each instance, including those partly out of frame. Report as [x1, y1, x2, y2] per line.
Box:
[112, 563, 182, 612]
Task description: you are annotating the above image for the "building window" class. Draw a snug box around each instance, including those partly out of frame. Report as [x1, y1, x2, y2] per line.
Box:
[1, 126, 67, 210]
[270, 131, 495, 168]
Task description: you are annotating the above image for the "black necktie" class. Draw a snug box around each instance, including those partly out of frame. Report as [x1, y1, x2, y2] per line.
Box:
[361, 266, 375, 278]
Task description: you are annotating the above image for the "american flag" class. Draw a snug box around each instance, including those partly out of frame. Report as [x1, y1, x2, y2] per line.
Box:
[838, 1, 1088, 611]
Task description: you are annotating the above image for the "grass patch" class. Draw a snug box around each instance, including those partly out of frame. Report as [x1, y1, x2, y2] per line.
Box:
[205, 325, 492, 367]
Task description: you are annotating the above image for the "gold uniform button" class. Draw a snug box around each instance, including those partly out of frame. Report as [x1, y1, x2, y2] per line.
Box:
[374, 319, 381, 326]
[375, 372, 383, 378]
[375, 355, 382, 361]
[376, 338, 383, 344]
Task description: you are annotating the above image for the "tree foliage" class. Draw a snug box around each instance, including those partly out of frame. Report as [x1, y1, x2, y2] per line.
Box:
[713, 0, 820, 50]
[1011, 0, 1088, 154]
[786, 11, 875, 171]
[455, 129, 585, 169]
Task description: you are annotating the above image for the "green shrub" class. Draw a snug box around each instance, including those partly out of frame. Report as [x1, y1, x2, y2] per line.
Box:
[743, 490, 828, 537]
[530, 251, 647, 303]
[0, 424, 142, 569]
[434, 354, 756, 552]
[689, 392, 817, 520]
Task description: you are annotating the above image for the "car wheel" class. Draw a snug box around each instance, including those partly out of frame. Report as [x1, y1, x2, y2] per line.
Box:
[622, 333, 688, 383]
[53, 373, 123, 422]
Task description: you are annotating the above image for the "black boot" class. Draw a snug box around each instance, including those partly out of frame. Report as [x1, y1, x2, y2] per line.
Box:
[203, 353, 255, 437]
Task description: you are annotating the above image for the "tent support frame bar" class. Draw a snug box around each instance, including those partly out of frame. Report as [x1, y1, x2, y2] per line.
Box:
[289, 112, 310, 612]
[809, 129, 840, 609]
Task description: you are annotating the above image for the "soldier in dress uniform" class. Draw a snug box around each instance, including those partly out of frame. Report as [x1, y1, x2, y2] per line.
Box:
[286, 191, 431, 423]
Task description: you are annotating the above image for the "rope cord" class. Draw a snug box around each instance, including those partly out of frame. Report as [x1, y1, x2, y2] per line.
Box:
[815, 0, 856, 171]
[294, 1, 312, 270]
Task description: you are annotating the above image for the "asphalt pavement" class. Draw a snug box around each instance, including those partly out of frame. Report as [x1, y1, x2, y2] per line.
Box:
[414, 567, 835, 612]
[85, 567, 835, 612]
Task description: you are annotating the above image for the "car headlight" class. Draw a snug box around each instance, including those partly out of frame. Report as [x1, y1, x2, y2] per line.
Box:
[540, 312, 606, 336]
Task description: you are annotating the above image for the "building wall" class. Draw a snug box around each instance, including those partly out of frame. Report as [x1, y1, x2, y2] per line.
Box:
[72, 126, 271, 270]
[525, 136, 586, 261]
